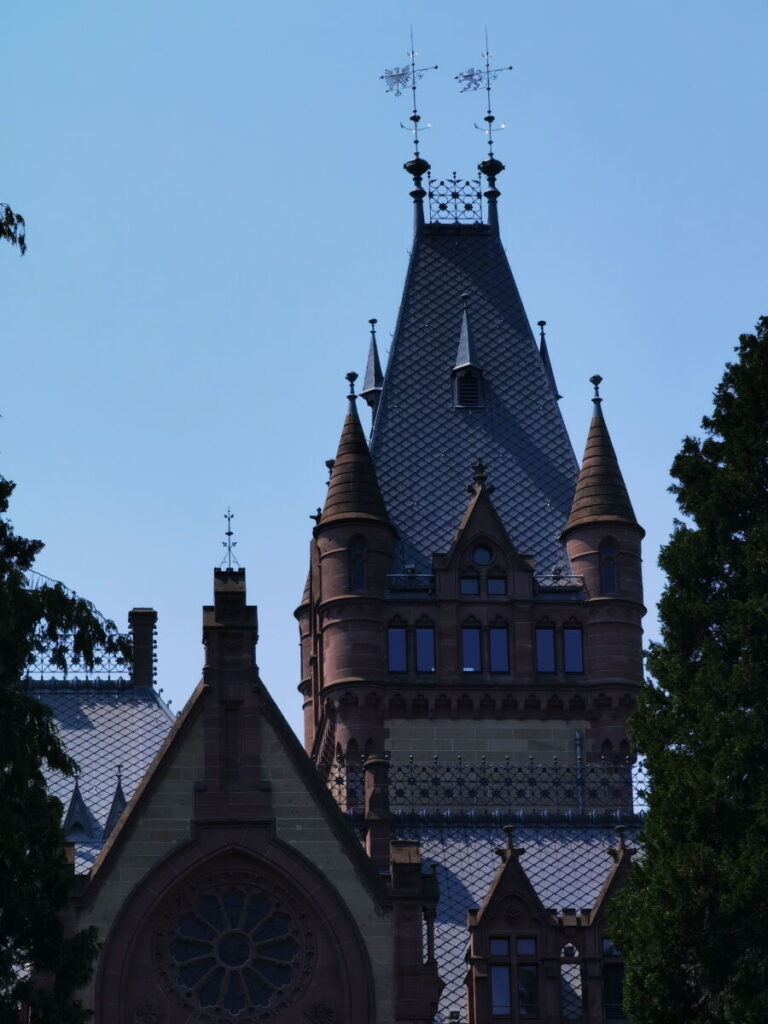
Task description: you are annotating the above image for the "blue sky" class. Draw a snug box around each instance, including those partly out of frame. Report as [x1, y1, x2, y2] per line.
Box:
[3, 1, 767, 737]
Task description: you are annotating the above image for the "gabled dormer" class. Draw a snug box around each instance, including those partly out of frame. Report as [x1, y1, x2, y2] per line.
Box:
[434, 460, 534, 602]
[452, 295, 484, 408]
[466, 828, 551, 1023]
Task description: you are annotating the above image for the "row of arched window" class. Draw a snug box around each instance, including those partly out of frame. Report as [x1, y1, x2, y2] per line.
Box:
[386, 621, 585, 676]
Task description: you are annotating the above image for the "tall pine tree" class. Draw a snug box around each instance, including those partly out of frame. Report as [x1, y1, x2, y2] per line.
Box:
[0, 476, 129, 1023]
[612, 318, 768, 1024]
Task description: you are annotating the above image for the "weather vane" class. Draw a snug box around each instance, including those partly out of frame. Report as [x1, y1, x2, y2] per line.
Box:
[221, 507, 240, 569]
[455, 30, 513, 158]
[381, 29, 437, 158]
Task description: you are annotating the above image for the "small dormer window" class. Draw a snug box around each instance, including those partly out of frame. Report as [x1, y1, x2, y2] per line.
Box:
[455, 369, 482, 408]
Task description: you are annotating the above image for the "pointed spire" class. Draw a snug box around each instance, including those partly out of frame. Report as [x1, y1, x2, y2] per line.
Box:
[103, 765, 127, 840]
[453, 294, 481, 371]
[537, 320, 562, 400]
[563, 376, 639, 534]
[319, 373, 391, 525]
[360, 319, 384, 416]
[62, 777, 97, 840]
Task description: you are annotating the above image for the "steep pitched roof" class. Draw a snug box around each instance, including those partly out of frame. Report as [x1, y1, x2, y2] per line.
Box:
[32, 680, 175, 872]
[370, 222, 578, 573]
[395, 823, 637, 1024]
[564, 385, 639, 534]
[321, 392, 391, 525]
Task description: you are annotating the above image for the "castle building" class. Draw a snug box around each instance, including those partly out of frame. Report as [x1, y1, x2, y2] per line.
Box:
[31, 87, 645, 1024]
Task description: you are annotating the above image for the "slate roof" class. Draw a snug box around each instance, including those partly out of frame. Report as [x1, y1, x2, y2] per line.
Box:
[369, 222, 579, 573]
[394, 823, 635, 1024]
[31, 681, 175, 873]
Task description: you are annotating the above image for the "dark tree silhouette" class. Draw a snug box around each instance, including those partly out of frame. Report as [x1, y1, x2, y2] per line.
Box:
[612, 318, 768, 1024]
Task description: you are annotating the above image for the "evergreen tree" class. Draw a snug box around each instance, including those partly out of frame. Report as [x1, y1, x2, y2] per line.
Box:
[611, 318, 768, 1024]
[0, 476, 129, 1022]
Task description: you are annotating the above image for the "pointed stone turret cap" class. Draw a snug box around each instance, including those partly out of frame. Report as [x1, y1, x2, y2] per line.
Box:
[319, 373, 391, 526]
[563, 376, 642, 535]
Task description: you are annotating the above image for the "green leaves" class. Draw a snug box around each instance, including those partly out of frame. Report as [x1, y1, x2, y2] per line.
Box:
[0, 473, 127, 1021]
[611, 318, 768, 1024]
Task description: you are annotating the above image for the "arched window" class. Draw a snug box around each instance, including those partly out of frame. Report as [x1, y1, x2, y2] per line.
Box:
[599, 538, 617, 594]
[455, 370, 482, 408]
[349, 535, 367, 591]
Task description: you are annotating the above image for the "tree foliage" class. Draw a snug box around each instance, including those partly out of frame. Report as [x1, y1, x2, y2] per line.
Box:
[0, 204, 26, 254]
[0, 476, 129, 1022]
[611, 318, 768, 1024]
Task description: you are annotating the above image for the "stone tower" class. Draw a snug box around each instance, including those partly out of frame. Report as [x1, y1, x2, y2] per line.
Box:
[297, 156, 644, 778]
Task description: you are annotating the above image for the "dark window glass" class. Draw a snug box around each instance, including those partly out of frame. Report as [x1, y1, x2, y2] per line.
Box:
[489, 627, 510, 673]
[536, 628, 556, 672]
[489, 937, 510, 956]
[415, 627, 436, 672]
[461, 627, 482, 672]
[603, 963, 626, 1019]
[600, 539, 617, 594]
[563, 628, 584, 673]
[473, 545, 493, 565]
[602, 938, 622, 957]
[349, 542, 366, 591]
[516, 937, 537, 956]
[490, 964, 513, 1016]
[457, 371, 481, 407]
[387, 627, 407, 672]
[460, 576, 480, 595]
[487, 576, 507, 595]
[518, 964, 539, 1016]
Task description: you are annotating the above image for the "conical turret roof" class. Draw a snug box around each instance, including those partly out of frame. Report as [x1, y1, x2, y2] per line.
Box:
[563, 380, 638, 534]
[320, 385, 391, 525]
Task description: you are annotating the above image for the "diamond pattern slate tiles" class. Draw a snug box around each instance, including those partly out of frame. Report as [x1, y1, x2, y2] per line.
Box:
[32, 683, 175, 873]
[370, 223, 579, 574]
[394, 824, 630, 1024]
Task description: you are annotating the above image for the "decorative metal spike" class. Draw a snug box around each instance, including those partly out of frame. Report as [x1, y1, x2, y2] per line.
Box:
[220, 507, 240, 569]
[380, 29, 437, 158]
[457, 30, 512, 158]
[590, 374, 603, 400]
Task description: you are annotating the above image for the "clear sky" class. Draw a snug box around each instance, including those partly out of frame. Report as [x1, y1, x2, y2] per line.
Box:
[3, 1, 767, 737]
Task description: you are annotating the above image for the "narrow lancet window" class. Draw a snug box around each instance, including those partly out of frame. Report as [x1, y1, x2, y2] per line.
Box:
[387, 627, 407, 672]
[415, 627, 436, 673]
[349, 536, 367, 591]
[455, 370, 482, 408]
[599, 538, 617, 594]
[536, 627, 556, 673]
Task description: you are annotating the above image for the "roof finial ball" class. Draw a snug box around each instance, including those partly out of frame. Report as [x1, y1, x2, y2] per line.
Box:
[346, 371, 358, 396]
[590, 374, 603, 402]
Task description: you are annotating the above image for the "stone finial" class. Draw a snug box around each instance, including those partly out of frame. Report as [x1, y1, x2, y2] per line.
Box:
[346, 371, 358, 395]
[590, 374, 603, 400]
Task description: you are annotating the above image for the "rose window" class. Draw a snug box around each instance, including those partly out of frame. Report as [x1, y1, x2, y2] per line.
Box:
[158, 878, 311, 1019]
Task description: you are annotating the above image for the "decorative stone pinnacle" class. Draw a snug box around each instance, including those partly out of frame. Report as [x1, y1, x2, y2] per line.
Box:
[462, 292, 470, 309]
[346, 371, 358, 395]
[590, 374, 603, 400]
[472, 457, 486, 483]
[537, 320, 547, 344]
